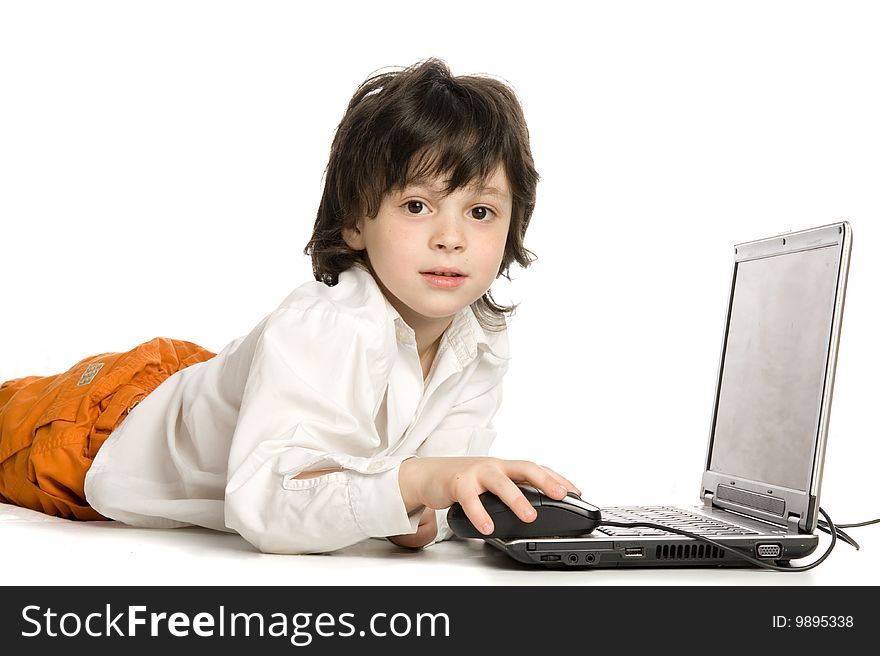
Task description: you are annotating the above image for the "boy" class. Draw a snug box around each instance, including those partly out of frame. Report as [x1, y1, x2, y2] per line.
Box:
[0, 58, 580, 554]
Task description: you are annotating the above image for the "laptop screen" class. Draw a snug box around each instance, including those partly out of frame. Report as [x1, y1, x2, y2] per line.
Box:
[708, 245, 841, 492]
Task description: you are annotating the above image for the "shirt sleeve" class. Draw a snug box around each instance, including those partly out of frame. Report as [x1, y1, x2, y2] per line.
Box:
[415, 378, 504, 545]
[223, 305, 420, 555]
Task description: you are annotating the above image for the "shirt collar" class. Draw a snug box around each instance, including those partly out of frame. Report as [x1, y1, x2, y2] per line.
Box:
[438, 303, 510, 367]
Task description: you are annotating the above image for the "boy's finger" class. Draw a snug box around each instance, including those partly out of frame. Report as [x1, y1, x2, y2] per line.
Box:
[540, 465, 580, 496]
[504, 460, 569, 499]
[459, 476, 539, 535]
[490, 478, 539, 524]
[459, 496, 494, 535]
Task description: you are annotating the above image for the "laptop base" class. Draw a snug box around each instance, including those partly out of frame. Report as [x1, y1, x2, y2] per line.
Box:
[486, 533, 819, 569]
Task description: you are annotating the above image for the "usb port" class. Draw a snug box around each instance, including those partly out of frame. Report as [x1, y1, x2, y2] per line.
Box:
[624, 547, 644, 558]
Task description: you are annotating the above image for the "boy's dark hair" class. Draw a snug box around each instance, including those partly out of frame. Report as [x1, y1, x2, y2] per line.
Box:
[304, 58, 539, 331]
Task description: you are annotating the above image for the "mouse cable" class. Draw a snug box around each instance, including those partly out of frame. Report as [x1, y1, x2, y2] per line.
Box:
[816, 521, 859, 550]
[814, 515, 880, 551]
[599, 507, 837, 572]
[828, 517, 880, 528]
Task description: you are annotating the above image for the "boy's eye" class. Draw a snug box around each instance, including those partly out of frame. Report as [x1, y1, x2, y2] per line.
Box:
[470, 206, 495, 221]
[405, 201, 428, 215]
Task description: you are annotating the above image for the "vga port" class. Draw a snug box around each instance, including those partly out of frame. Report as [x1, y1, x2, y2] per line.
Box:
[756, 543, 782, 558]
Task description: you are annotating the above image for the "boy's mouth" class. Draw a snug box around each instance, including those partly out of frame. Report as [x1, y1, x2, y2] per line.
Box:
[420, 268, 468, 289]
[420, 268, 465, 277]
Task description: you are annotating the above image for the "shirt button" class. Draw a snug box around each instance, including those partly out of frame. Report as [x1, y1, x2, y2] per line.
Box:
[396, 330, 416, 347]
[366, 460, 386, 473]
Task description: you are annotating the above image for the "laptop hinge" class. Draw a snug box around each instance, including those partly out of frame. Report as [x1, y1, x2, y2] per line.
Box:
[787, 513, 801, 533]
[703, 492, 714, 506]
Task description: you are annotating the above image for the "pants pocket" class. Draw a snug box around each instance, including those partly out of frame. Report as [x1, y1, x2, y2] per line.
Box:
[88, 384, 148, 459]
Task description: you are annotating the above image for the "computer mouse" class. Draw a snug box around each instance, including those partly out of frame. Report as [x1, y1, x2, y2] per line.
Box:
[447, 483, 602, 539]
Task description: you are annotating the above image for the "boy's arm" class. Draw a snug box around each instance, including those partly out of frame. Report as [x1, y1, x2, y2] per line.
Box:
[224, 307, 420, 555]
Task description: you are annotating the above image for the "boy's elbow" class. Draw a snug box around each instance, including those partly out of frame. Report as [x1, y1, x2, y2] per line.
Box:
[231, 517, 367, 555]
[224, 489, 367, 556]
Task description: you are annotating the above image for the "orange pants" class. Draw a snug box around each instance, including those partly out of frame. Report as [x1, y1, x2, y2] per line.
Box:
[0, 337, 215, 520]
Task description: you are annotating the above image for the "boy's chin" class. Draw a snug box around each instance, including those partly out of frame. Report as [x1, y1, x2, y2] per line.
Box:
[411, 298, 477, 321]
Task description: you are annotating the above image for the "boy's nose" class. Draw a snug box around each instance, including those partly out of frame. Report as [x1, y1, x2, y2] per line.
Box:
[431, 213, 466, 251]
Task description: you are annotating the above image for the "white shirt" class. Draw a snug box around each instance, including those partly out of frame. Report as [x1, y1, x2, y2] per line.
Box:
[84, 265, 510, 554]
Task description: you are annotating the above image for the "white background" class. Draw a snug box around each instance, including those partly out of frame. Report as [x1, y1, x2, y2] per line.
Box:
[1, 1, 878, 580]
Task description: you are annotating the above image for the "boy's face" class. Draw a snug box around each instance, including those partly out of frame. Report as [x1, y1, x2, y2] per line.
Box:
[343, 165, 512, 332]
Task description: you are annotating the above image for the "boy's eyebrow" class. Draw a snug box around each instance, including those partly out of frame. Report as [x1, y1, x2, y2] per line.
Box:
[472, 186, 509, 199]
[402, 182, 510, 200]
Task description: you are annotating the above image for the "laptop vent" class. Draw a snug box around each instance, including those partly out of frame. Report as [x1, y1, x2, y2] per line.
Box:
[655, 544, 725, 561]
[717, 484, 785, 516]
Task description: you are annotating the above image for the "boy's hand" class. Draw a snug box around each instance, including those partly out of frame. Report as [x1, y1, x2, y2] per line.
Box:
[387, 509, 437, 549]
[398, 457, 580, 537]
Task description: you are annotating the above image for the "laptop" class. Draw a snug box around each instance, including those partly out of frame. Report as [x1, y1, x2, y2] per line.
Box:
[487, 222, 852, 568]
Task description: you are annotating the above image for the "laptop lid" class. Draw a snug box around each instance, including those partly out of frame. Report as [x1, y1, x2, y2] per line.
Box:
[700, 222, 852, 534]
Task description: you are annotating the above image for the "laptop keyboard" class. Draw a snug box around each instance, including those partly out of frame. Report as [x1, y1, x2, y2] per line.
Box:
[596, 506, 760, 537]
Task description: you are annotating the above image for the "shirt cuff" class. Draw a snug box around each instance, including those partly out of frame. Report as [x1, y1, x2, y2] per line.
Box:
[348, 457, 419, 538]
[425, 508, 453, 547]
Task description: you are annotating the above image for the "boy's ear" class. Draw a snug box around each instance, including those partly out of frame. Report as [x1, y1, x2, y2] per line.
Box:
[342, 219, 366, 251]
